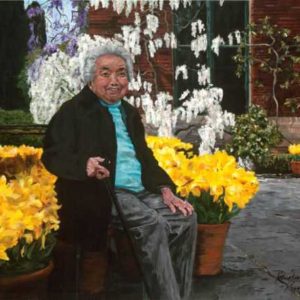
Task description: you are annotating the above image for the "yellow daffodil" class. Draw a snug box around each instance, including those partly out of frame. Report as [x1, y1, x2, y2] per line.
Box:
[0, 245, 9, 261]
[147, 138, 259, 223]
[288, 144, 300, 156]
[0, 147, 59, 263]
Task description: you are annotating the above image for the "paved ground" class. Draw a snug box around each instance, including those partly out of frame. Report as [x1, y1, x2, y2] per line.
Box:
[106, 177, 300, 300]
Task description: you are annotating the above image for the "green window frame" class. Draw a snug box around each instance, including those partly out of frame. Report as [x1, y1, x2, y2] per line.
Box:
[173, 0, 249, 114]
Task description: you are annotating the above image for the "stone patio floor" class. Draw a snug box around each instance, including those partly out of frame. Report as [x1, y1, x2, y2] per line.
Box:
[105, 177, 300, 300]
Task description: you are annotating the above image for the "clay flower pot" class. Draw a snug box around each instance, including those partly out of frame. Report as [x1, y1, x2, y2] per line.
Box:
[194, 222, 230, 276]
[0, 261, 54, 299]
[291, 161, 300, 175]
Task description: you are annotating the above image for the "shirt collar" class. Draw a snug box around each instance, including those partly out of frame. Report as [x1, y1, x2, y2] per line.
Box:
[99, 99, 121, 108]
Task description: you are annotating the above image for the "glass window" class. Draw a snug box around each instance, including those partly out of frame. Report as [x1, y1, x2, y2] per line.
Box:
[173, 0, 249, 114]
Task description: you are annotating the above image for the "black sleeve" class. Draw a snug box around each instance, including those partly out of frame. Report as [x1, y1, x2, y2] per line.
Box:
[133, 113, 177, 194]
[41, 101, 89, 181]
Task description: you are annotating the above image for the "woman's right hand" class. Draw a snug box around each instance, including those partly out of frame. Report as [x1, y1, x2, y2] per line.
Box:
[86, 156, 110, 180]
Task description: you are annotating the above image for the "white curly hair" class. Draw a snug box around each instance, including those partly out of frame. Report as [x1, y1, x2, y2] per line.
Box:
[82, 41, 134, 84]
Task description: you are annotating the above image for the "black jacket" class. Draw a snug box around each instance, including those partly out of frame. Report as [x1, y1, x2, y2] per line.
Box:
[42, 86, 176, 249]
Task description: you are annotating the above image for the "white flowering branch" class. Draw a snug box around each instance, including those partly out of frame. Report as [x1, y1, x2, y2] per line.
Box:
[28, 0, 233, 155]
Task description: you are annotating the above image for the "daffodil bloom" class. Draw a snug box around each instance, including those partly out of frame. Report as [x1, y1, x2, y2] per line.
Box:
[0, 148, 59, 263]
[147, 138, 259, 223]
[288, 144, 300, 156]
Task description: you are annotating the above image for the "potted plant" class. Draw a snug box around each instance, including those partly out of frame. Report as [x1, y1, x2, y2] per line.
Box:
[288, 144, 300, 175]
[225, 105, 282, 170]
[0, 145, 60, 299]
[147, 136, 259, 276]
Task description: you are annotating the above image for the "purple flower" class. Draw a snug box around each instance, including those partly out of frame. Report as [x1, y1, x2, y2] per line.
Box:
[26, 7, 43, 18]
[66, 38, 78, 57]
[28, 57, 44, 82]
[49, 0, 63, 10]
[71, 0, 79, 9]
[61, 33, 71, 43]
[53, 20, 62, 31]
[27, 23, 38, 51]
[71, 0, 86, 9]
[75, 6, 88, 29]
[43, 44, 58, 55]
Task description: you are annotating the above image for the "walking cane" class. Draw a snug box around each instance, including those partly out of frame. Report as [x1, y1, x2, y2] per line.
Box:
[75, 241, 81, 300]
[103, 176, 151, 300]
[73, 160, 130, 300]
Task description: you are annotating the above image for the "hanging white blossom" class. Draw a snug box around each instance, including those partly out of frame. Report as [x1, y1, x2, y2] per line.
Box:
[191, 34, 207, 58]
[169, 0, 180, 10]
[90, 0, 193, 15]
[148, 40, 156, 58]
[121, 25, 141, 59]
[228, 33, 233, 46]
[112, 0, 126, 15]
[219, 0, 225, 7]
[182, 0, 192, 8]
[164, 32, 171, 47]
[28, 0, 234, 155]
[90, 0, 100, 10]
[29, 50, 83, 124]
[179, 90, 190, 101]
[211, 35, 225, 56]
[175, 65, 188, 80]
[143, 81, 153, 93]
[154, 38, 163, 49]
[134, 12, 141, 26]
[237, 157, 255, 171]
[170, 32, 177, 48]
[197, 65, 211, 86]
[144, 14, 159, 38]
[198, 126, 216, 154]
[235, 30, 241, 44]
[163, 32, 177, 48]
[128, 72, 142, 91]
[191, 20, 205, 38]
[127, 85, 234, 154]
[29, 34, 117, 124]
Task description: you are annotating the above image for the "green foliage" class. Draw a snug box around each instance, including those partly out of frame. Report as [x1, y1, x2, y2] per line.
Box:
[284, 97, 300, 114]
[226, 105, 282, 165]
[0, 232, 56, 276]
[0, 135, 43, 148]
[0, 109, 33, 125]
[289, 154, 300, 162]
[0, 109, 43, 147]
[256, 153, 291, 174]
[17, 48, 44, 111]
[233, 16, 300, 116]
[188, 192, 240, 224]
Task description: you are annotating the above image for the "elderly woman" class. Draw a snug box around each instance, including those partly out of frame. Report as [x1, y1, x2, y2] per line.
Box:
[42, 43, 197, 300]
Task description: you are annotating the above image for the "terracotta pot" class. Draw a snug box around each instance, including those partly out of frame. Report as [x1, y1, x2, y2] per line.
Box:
[0, 261, 54, 300]
[194, 222, 230, 276]
[291, 161, 300, 175]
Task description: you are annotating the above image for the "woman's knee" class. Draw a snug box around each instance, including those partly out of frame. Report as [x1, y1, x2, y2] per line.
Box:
[189, 211, 197, 225]
[181, 212, 198, 234]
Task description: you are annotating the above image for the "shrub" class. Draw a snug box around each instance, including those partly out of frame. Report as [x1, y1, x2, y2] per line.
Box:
[0, 109, 43, 147]
[225, 105, 282, 166]
[256, 153, 291, 174]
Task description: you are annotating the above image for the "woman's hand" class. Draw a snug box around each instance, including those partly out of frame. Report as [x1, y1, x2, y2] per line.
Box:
[86, 156, 110, 180]
[161, 187, 194, 216]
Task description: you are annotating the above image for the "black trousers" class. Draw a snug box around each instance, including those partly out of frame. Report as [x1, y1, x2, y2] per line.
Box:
[112, 189, 197, 300]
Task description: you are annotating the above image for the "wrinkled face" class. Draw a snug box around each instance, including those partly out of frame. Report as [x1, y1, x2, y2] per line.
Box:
[89, 54, 129, 103]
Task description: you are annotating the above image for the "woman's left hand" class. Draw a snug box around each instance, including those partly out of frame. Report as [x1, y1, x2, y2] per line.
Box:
[161, 187, 194, 216]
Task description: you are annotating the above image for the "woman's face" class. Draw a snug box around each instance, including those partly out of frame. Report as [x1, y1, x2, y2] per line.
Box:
[89, 54, 129, 104]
